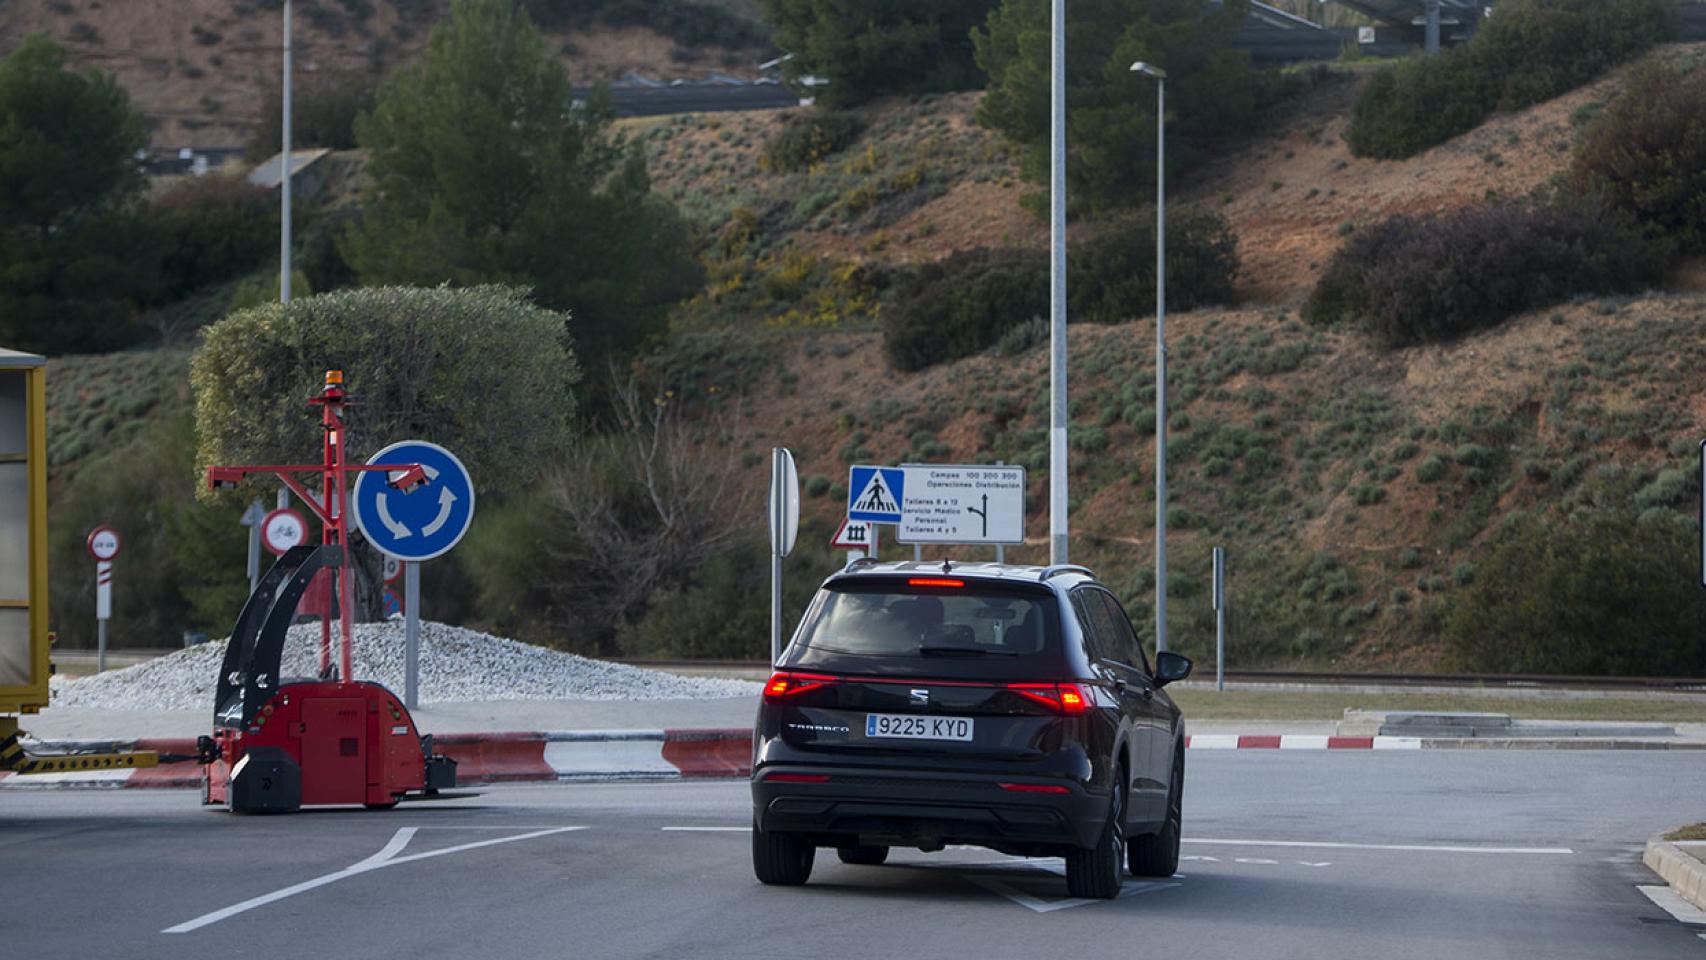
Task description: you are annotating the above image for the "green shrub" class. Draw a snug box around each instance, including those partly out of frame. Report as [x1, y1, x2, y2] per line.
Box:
[760, 111, 865, 173]
[1572, 58, 1706, 253]
[1347, 0, 1676, 159]
[1346, 49, 1496, 160]
[1067, 207, 1239, 324]
[1305, 194, 1667, 346]
[762, 0, 991, 107]
[148, 176, 278, 302]
[1445, 507, 1706, 674]
[882, 248, 1048, 371]
[1416, 454, 1448, 483]
[1634, 467, 1695, 509]
[885, 207, 1239, 370]
[804, 474, 832, 497]
[245, 70, 378, 160]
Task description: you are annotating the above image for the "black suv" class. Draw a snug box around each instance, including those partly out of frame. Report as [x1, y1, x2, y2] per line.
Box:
[751, 560, 1191, 899]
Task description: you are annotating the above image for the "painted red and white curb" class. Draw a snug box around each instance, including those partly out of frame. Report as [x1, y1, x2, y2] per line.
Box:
[0, 729, 752, 790]
[5, 728, 1702, 789]
[1182, 735, 1419, 750]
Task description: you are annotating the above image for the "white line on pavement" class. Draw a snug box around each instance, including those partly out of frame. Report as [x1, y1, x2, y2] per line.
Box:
[1638, 885, 1706, 925]
[662, 826, 751, 832]
[1183, 838, 1574, 855]
[162, 826, 587, 934]
[965, 875, 1179, 913]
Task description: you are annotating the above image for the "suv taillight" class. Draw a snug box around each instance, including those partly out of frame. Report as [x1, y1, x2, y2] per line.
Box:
[763, 672, 838, 703]
[1008, 682, 1093, 716]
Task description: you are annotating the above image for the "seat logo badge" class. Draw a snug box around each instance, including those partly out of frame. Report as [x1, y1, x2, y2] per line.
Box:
[910, 688, 929, 706]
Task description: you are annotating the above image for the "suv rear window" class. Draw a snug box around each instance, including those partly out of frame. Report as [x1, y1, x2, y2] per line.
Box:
[785, 577, 1066, 680]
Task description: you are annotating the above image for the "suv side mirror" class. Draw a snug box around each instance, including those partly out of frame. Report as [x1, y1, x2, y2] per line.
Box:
[1154, 651, 1193, 687]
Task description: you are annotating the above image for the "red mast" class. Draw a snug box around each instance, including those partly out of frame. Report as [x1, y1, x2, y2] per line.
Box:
[208, 371, 425, 680]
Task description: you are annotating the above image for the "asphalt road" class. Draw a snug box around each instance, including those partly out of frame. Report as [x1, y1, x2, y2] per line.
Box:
[5, 752, 1704, 959]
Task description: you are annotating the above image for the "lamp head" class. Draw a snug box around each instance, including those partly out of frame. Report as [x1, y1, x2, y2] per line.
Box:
[1130, 61, 1166, 79]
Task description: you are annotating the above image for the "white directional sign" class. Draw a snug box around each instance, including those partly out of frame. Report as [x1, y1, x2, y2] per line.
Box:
[897, 464, 1026, 545]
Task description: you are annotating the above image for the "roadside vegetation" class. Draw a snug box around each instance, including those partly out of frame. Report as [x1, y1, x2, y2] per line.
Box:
[1346, 0, 1676, 159]
[18, 1, 1706, 675]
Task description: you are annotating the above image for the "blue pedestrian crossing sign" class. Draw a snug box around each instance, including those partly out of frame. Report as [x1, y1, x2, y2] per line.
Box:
[848, 465, 904, 523]
[352, 440, 476, 562]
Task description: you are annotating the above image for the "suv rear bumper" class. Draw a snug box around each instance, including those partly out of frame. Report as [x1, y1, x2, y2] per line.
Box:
[752, 764, 1108, 853]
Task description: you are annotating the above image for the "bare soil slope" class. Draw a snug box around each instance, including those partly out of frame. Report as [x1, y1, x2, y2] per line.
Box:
[0, 0, 763, 148]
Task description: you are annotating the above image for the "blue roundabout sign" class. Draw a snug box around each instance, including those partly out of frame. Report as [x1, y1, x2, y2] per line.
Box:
[351, 440, 476, 562]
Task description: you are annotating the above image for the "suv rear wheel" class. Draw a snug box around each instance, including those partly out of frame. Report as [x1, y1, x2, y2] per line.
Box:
[1128, 750, 1182, 878]
[752, 819, 816, 885]
[1065, 775, 1125, 899]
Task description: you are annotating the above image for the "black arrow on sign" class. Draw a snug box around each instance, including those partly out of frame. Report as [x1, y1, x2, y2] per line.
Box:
[967, 494, 988, 538]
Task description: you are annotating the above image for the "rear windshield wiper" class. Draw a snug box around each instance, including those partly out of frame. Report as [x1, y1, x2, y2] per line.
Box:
[917, 645, 1019, 657]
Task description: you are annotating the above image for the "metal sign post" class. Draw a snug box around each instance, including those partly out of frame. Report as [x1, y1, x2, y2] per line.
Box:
[86, 527, 121, 672]
[240, 500, 266, 595]
[1212, 546, 1226, 692]
[769, 448, 800, 664]
[404, 560, 421, 709]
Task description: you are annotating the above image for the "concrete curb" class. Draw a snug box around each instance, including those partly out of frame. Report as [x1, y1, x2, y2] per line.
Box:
[1645, 833, 1706, 912]
[0, 729, 754, 790]
[6, 729, 1705, 789]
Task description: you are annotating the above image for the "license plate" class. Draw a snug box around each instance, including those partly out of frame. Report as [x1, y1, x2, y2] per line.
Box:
[865, 714, 974, 741]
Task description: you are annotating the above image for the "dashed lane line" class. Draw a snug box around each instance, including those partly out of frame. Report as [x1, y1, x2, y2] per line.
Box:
[162, 826, 588, 934]
[1184, 838, 1575, 855]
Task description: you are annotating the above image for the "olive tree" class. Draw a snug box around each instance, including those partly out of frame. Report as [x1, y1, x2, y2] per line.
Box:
[191, 285, 578, 614]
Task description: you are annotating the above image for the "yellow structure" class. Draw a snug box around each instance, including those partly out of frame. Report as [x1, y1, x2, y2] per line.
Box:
[0, 348, 48, 718]
[0, 348, 156, 775]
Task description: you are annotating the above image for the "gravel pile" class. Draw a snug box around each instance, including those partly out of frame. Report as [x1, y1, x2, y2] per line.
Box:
[49, 621, 760, 711]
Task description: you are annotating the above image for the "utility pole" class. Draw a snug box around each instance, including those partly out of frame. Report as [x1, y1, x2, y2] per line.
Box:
[1048, 0, 1069, 565]
[1425, 0, 1441, 53]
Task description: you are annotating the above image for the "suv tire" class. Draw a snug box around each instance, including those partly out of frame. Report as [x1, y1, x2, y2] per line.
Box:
[752, 818, 816, 885]
[1066, 775, 1125, 899]
[837, 844, 890, 866]
[1128, 750, 1183, 878]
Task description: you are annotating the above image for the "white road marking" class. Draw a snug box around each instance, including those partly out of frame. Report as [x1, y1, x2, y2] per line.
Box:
[162, 826, 586, 934]
[1638, 886, 1706, 925]
[1183, 838, 1574, 855]
[662, 826, 751, 832]
[966, 875, 1178, 913]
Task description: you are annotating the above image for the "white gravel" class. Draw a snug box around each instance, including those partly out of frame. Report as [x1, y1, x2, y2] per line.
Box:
[48, 621, 760, 711]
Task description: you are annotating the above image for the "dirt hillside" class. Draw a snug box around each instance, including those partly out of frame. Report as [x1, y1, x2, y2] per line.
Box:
[0, 0, 764, 148]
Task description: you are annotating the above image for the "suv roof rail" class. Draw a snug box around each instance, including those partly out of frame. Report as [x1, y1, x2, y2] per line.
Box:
[1039, 564, 1093, 581]
[841, 556, 883, 573]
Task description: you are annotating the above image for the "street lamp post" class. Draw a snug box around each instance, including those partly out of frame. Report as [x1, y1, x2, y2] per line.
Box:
[281, 0, 293, 303]
[1130, 61, 1168, 654]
